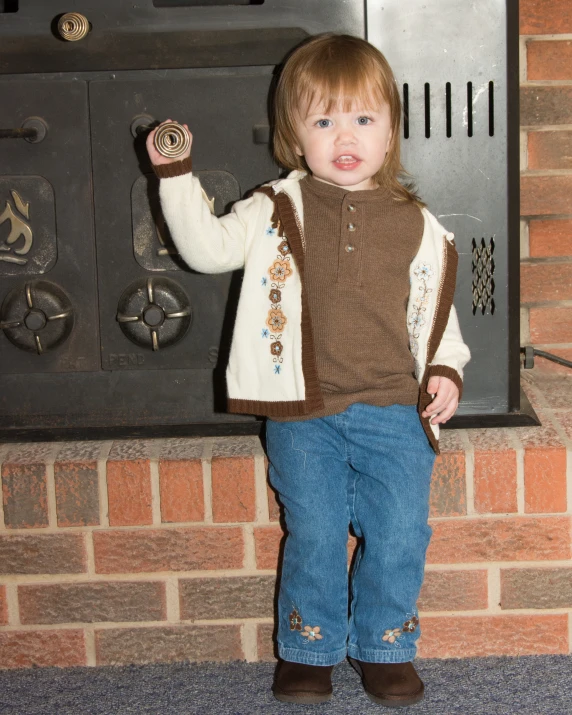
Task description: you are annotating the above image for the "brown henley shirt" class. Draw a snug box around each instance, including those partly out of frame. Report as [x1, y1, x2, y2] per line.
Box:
[281, 174, 424, 421]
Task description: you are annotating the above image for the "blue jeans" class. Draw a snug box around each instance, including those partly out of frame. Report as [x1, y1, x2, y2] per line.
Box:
[266, 403, 436, 666]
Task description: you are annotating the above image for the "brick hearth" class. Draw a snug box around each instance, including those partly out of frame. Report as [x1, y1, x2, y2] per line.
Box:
[0, 370, 571, 668]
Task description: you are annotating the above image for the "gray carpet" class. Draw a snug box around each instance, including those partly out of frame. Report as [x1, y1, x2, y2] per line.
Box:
[0, 656, 569, 715]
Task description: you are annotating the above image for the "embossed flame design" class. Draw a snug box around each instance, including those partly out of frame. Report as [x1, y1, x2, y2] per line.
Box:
[0, 190, 33, 265]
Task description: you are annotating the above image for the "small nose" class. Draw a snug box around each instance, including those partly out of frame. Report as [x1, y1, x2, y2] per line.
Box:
[335, 124, 357, 145]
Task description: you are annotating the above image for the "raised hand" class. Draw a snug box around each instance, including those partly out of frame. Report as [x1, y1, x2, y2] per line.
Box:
[146, 119, 192, 166]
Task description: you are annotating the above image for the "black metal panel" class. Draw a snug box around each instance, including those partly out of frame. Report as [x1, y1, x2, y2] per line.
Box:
[0, 0, 364, 73]
[0, 81, 99, 375]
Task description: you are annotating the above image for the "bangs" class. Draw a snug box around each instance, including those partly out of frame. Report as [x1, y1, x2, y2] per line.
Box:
[296, 57, 389, 116]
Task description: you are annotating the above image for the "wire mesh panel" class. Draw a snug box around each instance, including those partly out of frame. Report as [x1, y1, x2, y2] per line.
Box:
[367, 0, 520, 421]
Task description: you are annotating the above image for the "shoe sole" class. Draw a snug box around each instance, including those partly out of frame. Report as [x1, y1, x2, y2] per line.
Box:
[365, 686, 424, 708]
[272, 688, 333, 704]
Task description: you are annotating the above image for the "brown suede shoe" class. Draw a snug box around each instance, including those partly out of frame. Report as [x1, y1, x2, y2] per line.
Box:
[272, 660, 334, 704]
[349, 658, 424, 707]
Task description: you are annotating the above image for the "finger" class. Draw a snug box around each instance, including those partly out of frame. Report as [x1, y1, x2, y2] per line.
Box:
[430, 400, 458, 424]
[426, 376, 440, 395]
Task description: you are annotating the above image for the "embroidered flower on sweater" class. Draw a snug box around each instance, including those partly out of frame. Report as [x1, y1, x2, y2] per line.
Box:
[402, 616, 419, 633]
[301, 626, 323, 642]
[408, 261, 434, 373]
[270, 341, 283, 356]
[261, 276, 267, 286]
[265, 226, 277, 236]
[274, 365, 281, 374]
[278, 240, 291, 257]
[414, 263, 434, 280]
[269, 259, 292, 282]
[269, 288, 282, 304]
[382, 628, 402, 644]
[261, 329, 269, 338]
[266, 309, 287, 332]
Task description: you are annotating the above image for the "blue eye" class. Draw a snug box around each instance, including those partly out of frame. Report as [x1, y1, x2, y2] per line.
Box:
[357, 116, 371, 125]
[316, 119, 332, 128]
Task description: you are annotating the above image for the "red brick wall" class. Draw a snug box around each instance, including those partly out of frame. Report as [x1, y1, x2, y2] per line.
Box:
[520, 0, 572, 372]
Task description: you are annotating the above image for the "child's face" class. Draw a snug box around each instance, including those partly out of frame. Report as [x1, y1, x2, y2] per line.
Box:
[294, 98, 392, 191]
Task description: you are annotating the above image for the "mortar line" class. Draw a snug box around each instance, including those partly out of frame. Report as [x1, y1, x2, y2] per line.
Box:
[85, 627, 96, 667]
[85, 531, 96, 577]
[5, 584, 20, 626]
[150, 459, 161, 526]
[487, 565, 502, 614]
[241, 621, 258, 663]
[166, 577, 180, 623]
[508, 430, 526, 514]
[202, 441, 214, 524]
[254, 453, 270, 524]
[458, 430, 475, 515]
[519, 36, 527, 84]
[97, 442, 113, 528]
[45, 459, 58, 529]
[243, 523, 257, 570]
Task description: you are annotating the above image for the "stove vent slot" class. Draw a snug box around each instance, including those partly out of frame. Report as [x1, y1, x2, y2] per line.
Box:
[0, 1, 18, 12]
[403, 81, 496, 139]
[424, 83, 431, 138]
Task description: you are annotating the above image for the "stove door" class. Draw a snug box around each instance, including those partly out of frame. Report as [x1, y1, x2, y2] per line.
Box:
[0, 80, 99, 375]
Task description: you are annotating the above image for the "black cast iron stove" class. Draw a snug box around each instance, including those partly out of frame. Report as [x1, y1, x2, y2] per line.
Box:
[0, 0, 364, 440]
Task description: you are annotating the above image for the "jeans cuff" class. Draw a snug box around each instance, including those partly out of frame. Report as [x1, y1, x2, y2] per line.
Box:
[347, 644, 417, 663]
[278, 645, 347, 666]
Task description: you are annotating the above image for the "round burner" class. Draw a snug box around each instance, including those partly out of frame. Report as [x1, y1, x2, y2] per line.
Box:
[117, 277, 191, 351]
[0, 281, 74, 354]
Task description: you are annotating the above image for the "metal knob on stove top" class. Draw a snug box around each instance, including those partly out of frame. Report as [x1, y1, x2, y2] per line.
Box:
[57, 12, 90, 42]
[153, 122, 191, 159]
[117, 277, 192, 351]
[0, 281, 74, 355]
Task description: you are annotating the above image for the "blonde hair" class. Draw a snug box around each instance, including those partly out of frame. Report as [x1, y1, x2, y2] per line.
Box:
[273, 33, 422, 204]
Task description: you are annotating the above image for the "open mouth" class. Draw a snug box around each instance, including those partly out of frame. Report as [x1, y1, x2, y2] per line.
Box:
[333, 155, 361, 169]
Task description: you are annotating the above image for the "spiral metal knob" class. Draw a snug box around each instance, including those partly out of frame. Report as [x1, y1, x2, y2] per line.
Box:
[57, 13, 90, 42]
[153, 122, 191, 159]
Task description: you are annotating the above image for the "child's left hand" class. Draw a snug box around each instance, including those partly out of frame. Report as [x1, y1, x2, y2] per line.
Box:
[422, 376, 459, 425]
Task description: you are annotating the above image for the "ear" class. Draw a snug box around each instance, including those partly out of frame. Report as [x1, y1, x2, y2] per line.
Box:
[385, 129, 393, 153]
[295, 143, 303, 157]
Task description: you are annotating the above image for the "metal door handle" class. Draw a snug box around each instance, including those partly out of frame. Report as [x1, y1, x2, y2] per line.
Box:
[130, 116, 191, 159]
[0, 118, 47, 143]
[57, 12, 90, 41]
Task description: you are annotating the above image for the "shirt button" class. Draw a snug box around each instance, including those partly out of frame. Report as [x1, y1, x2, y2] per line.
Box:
[348, 223, 356, 231]
[347, 204, 356, 212]
[345, 244, 354, 253]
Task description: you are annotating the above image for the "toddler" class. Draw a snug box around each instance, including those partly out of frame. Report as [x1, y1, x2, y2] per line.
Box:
[147, 33, 470, 708]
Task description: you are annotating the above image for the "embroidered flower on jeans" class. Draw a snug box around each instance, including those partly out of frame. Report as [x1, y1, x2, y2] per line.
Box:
[269, 288, 282, 304]
[270, 341, 283, 357]
[382, 628, 402, 644]
[269, 259, 292, 282]
[301, 626, 323, 642]
[402, 616, 419, 633]
[278, 240, 291, 257]
[266, 308, 287, 332]
[289, 610, 302, 631]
